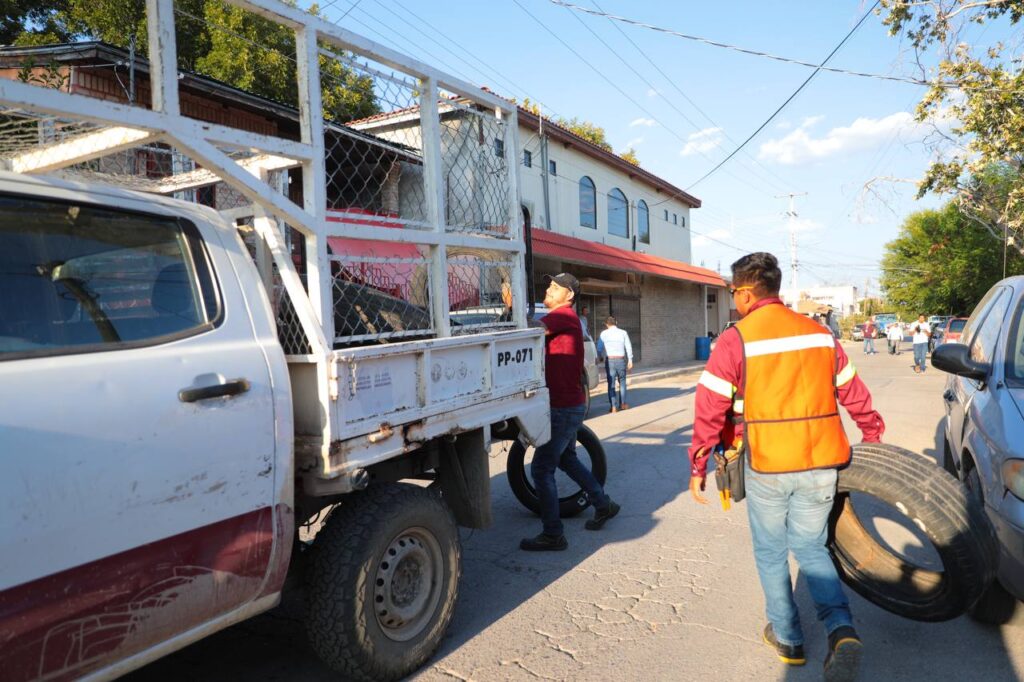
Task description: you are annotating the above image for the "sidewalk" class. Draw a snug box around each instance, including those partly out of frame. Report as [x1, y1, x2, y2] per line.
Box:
[590, 357, 706, 396]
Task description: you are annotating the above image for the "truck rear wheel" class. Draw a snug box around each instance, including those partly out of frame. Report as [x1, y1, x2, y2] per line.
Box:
[306, 483, 460, 682]
[506, 425, 607, 517]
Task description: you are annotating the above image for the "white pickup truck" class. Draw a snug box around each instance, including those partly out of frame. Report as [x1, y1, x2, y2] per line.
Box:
[0, 172, 550, 682]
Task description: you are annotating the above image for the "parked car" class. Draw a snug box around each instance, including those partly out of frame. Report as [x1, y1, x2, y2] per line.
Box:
[933, 278, 1024, 623]
[938, 316, 969, 345]
[851, 323, 866, 342]
[928, 315, 952, 351]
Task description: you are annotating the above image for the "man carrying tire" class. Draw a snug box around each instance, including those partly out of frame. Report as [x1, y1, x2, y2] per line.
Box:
[688, 253, 885, 682]
[521, 273, 619, 551]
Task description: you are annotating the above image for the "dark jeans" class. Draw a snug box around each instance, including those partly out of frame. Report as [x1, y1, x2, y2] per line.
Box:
[605, 358, 628, 408]
[531, 404, 609, 536]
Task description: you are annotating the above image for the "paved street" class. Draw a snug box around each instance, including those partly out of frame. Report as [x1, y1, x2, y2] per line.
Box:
[131, 341, 1024, 681]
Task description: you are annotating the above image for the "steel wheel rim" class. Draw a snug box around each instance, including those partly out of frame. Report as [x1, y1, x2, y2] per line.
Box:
[373, 527, 444, 642]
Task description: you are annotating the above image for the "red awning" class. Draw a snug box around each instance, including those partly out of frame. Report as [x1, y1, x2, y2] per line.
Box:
[531, 229, 725, 287]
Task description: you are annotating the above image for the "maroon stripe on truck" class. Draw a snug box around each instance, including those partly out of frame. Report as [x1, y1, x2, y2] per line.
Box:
[0, 507, 280, 682]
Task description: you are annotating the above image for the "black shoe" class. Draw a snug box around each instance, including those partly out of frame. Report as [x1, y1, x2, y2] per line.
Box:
[824, 626, 862, 682]
[762, 624, 805, 666]
[520, 533, 568, 551]
[585, 500, 620, 530]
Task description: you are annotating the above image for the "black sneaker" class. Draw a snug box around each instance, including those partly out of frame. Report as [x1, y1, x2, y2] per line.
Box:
[762, 624, 805, 666]
[520, 533, 568, 551]
[824, 626, 862, 682]
[585, 500, 620, 530]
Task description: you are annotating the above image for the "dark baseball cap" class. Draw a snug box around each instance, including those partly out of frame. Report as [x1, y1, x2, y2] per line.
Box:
[544, 272, 580, 296]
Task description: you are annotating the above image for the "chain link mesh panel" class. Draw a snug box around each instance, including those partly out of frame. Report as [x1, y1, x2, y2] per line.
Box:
[325, 52, 430, 230]
[437, 95, 513, 239]
[448, 253, 517, 335]
[329, 243, 433, 345]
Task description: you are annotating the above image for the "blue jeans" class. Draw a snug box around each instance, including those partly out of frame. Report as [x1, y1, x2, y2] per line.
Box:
[605, 358, 628, 409]
[746, 463, 852, 646]
[914, 342, 928, 371]
[531, 404, 609, 536]
[863, 338, 875, 353]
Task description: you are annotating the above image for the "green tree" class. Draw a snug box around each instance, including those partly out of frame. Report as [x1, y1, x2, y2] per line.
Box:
[8, 0, 377, 121]
[619, 147, 640, 166]
[880, 201, 1024, 316]
[880, 0, 1024, 248]
[556, 117, 612, 151]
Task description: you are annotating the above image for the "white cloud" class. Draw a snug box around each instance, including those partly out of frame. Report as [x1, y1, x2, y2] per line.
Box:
[758, 112, 921, 165]
[680, 127, 724, 157]
[630, 117, 657, 128]
[693, 228, 732, 247]
[647, 88, 659, 97]
[774, 217, 822, 234]
[626, 136, 645, 148]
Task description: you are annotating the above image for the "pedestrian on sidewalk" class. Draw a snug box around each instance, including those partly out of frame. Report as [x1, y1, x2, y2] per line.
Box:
[521, 273, 619, 552]
[688, 252, 885, 681]
[911, 315, 931, 374]
[597, 316, 633, 412]
[886, 322, 903, 356]
[863, 316, 878, 354]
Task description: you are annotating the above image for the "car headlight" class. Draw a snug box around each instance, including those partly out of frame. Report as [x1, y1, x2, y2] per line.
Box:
[1003, 459, 1024, 501]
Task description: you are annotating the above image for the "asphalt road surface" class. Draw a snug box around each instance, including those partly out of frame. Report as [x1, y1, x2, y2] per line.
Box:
[129, 340, 1024, 681]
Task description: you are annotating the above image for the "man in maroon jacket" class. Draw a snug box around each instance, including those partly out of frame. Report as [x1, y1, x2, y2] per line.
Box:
[521, 273, 619, 551]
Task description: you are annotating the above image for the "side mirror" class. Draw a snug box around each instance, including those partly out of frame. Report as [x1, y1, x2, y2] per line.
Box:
[931, 343, 989, 381]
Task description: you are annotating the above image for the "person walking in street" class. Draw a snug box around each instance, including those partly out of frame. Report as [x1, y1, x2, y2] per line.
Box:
[688, 252, 885, 682]
[597, 316, 633, 412]
[886, 322, 903, 356]
[911, 314, 931, 374]
[863, 316, 878, 354]
[521, 273, 619, 551]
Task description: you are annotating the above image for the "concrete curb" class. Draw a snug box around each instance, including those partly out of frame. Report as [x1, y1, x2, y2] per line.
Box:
[590, 362, 705, 395]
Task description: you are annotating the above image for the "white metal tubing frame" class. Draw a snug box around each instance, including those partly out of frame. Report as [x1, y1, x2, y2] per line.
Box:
[0, 0, 526, 454]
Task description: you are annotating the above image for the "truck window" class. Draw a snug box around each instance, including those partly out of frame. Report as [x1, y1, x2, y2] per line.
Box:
[0, 195, 220, 359]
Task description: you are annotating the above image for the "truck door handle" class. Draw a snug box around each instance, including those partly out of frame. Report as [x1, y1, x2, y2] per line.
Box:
[179, 378, 250, 403]
[943, 389, 955, 402]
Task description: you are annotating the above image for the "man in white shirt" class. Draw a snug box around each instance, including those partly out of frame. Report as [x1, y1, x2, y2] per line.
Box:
[886, 323, 903, 356]
[911, 315, 931, 373]
[597, 316, 633, 412]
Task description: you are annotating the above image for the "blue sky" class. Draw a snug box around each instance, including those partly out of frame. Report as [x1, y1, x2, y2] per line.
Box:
[311, 0, 1007, 293]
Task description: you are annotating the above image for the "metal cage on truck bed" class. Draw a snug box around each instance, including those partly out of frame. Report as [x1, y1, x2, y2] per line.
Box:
[0, 0, 548, 487]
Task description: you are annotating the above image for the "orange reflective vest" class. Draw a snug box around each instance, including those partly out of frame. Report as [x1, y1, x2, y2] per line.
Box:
[733, 303, 851, 474]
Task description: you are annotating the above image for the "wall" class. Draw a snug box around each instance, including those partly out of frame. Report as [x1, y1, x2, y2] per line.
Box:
[640, 277, 704, 365]
[518, 127, 693, 264]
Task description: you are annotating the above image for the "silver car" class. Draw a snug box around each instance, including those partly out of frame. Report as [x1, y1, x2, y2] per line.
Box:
[934, 276, 1024, 623]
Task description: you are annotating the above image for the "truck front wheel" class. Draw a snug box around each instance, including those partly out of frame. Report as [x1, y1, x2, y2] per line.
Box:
[306, 483, 461, 681]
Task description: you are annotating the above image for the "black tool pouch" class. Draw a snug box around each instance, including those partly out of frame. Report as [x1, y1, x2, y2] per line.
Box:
[725, 448, 746, 503]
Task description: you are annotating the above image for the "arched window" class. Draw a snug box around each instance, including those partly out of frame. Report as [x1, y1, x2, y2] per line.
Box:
[637, 200, 650, 244]
[608, 188, 628, 238]
[579, 176, 597, 228]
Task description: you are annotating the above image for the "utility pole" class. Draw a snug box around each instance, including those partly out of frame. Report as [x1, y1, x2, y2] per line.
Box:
[539, 106, 552, 232]
[776, 192, 807, 292]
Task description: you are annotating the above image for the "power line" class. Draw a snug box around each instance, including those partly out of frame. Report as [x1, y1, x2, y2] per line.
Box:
[683, 1, 880, 192]
[558, 1, 786, 198]
[587, 0, 791, 195]
[549, 1, 961, 89]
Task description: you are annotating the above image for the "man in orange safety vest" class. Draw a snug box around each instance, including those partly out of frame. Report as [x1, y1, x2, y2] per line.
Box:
[689, 252, 884, 682]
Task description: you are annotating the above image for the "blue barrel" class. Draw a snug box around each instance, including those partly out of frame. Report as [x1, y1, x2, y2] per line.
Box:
[695, 336, 712, 361]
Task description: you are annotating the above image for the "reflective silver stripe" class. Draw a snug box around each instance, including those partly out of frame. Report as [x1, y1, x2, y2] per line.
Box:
[744, 333, 836, 358]
[698, 370, 736, 398]
[733, 399, 744, 414]
[836, 363, 857, 386]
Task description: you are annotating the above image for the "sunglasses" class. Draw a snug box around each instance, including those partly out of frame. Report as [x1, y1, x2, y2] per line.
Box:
[729, 285, 754, 295]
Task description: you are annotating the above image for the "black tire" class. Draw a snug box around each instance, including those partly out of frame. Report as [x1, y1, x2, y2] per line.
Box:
[506, 424, 607, 517]
[962, 464, 1020, 624]
[829, 443, 999, 622]
[306, 483, 461, 682]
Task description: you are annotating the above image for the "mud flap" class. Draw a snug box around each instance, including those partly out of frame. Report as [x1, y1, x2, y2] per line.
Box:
[437, 429, 493, 529]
